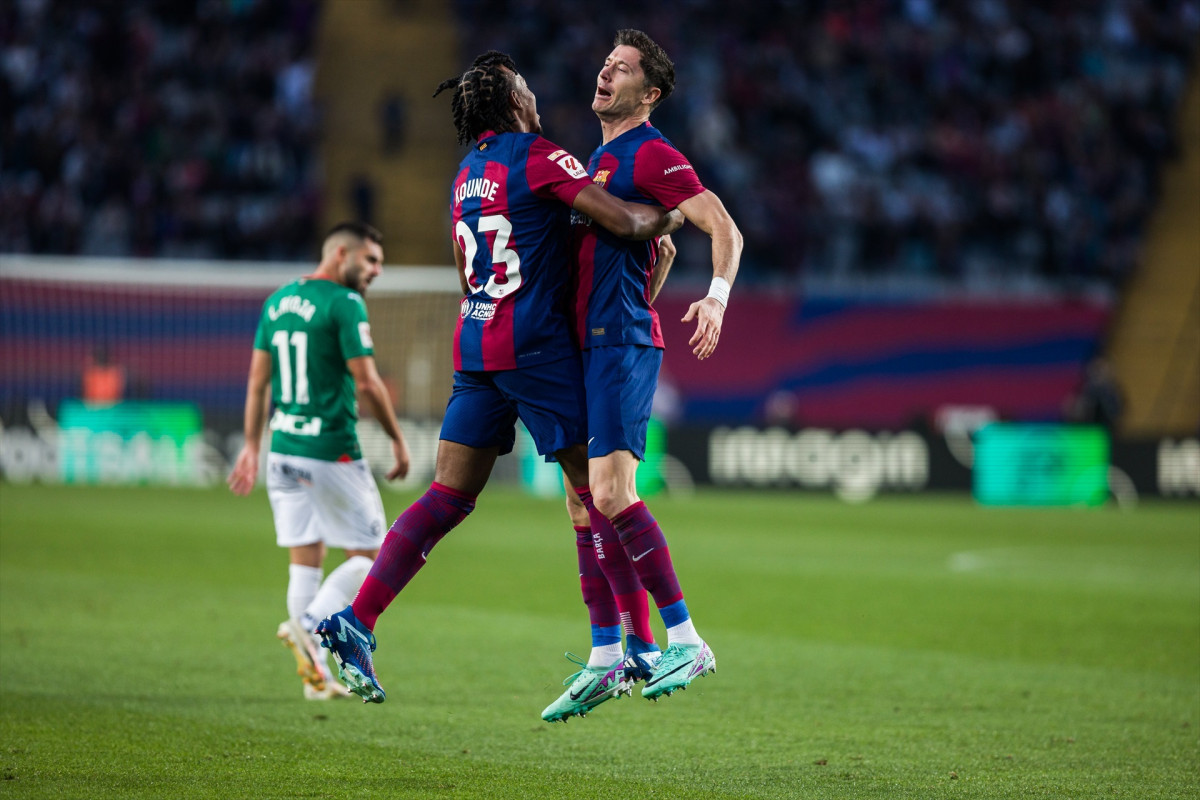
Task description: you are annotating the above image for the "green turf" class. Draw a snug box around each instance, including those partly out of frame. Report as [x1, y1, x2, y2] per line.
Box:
[0, 482, 1197, 799]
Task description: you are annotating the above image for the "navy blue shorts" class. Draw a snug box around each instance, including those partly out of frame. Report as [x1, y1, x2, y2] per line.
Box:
[583, 345, 662, 460]
[439, 355, 587, 460]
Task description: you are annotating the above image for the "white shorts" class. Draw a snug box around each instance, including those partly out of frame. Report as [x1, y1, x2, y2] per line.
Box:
[266, 453, 387, 550]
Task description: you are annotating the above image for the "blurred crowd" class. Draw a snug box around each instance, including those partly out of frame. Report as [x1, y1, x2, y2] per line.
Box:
[2, 0, 1196, 287]
[0, 0, 320, 260]
[457, 0, 1198, 288]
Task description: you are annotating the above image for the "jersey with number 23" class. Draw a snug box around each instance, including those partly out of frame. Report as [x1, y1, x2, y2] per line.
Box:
[451, 130, 596, 372]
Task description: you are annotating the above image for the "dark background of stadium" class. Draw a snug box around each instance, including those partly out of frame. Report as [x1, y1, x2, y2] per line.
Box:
[2, 0, 1197, 449]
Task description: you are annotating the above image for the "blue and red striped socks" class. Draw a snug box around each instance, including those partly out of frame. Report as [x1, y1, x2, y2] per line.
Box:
[611, 500, 680, 606]
[611, 500, 701, 645]
[352, 481, 476, 630]
[575, 524, 622, 664]
[575, 488, 656, 644]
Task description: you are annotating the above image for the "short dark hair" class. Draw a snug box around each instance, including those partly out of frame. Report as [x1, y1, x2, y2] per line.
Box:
[614, 29, 674, 109]
[324, 221, 383, 247]
[433, 51, 521, 145]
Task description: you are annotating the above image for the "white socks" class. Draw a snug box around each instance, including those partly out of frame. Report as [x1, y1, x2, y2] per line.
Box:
[300, 555, 373, 632]
[588, 643, 624, 668]
[287, 564, 323, 622]
[666, 617, 702, 647]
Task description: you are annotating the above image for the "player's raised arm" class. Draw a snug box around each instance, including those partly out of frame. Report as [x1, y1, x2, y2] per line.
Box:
[227, 348, 272, 495]
[571, 184, 684, 241]
[349, 355, 410, 481]
[675, 189, 742, 360]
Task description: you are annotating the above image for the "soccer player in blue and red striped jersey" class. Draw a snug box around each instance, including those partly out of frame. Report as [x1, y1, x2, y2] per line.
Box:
[315, 51, 682, 708]
[560, 29, 743, 703]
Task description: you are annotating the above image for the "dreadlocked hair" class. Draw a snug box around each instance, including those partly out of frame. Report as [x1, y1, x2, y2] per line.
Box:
[433, 50, 521, 146]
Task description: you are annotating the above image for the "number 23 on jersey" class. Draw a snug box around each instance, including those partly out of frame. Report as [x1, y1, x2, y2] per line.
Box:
[456, 214, 523, 299]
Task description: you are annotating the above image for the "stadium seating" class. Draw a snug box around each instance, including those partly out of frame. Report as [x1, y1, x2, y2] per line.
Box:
[1108, 73, 1200, 435]
[453, 0, 1198, 288]
[3, 0, 1197, 435]
[0, 0, 323, 260]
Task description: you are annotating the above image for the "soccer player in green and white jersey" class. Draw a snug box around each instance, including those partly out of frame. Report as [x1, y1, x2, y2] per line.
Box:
[228, 221, 411, 700]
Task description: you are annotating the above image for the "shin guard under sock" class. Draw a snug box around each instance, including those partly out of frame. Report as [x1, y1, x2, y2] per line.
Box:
[611, 501, 683, 612]
[352, 482, 476, 630]
[575, 488, 656, 643]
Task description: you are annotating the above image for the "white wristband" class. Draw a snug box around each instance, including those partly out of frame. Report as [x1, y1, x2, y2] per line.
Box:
[706, 277, 730, 308]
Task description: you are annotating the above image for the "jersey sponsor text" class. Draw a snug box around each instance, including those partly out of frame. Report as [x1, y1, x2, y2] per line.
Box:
[460, 297, 497, 321]
[270, 409, 324, 437]
[547, 150, 589, 179]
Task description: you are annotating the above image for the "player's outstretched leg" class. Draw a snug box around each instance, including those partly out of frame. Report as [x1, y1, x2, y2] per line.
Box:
[541, 653, 630, 723]
[608, 500, 716, 700]
[575, 488, 659, 650]
[315, 606, 386, 704]
[541, 526, 627, 723]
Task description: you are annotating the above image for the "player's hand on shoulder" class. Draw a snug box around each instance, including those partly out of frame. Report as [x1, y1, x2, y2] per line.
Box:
[682, 296, 725, 361]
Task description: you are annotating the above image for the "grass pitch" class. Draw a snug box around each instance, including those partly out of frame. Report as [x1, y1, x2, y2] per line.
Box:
[0, 483, 1197, 799]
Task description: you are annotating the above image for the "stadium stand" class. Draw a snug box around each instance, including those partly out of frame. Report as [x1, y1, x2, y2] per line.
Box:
[4, 0, 1195, 288]
[2, 0, 1197, 438]
[454, 0, 1198, 289]
[1108, 71, 1200, 436]
[0, 0, 322, 260]
[313, 0, 462, 265]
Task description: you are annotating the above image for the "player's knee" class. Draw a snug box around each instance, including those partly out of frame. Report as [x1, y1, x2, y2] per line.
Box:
[565, 492, 589, 528]
[425, 482, 476, 530]
[590, 484, 636, 520]
[342, 554, 374, 579]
